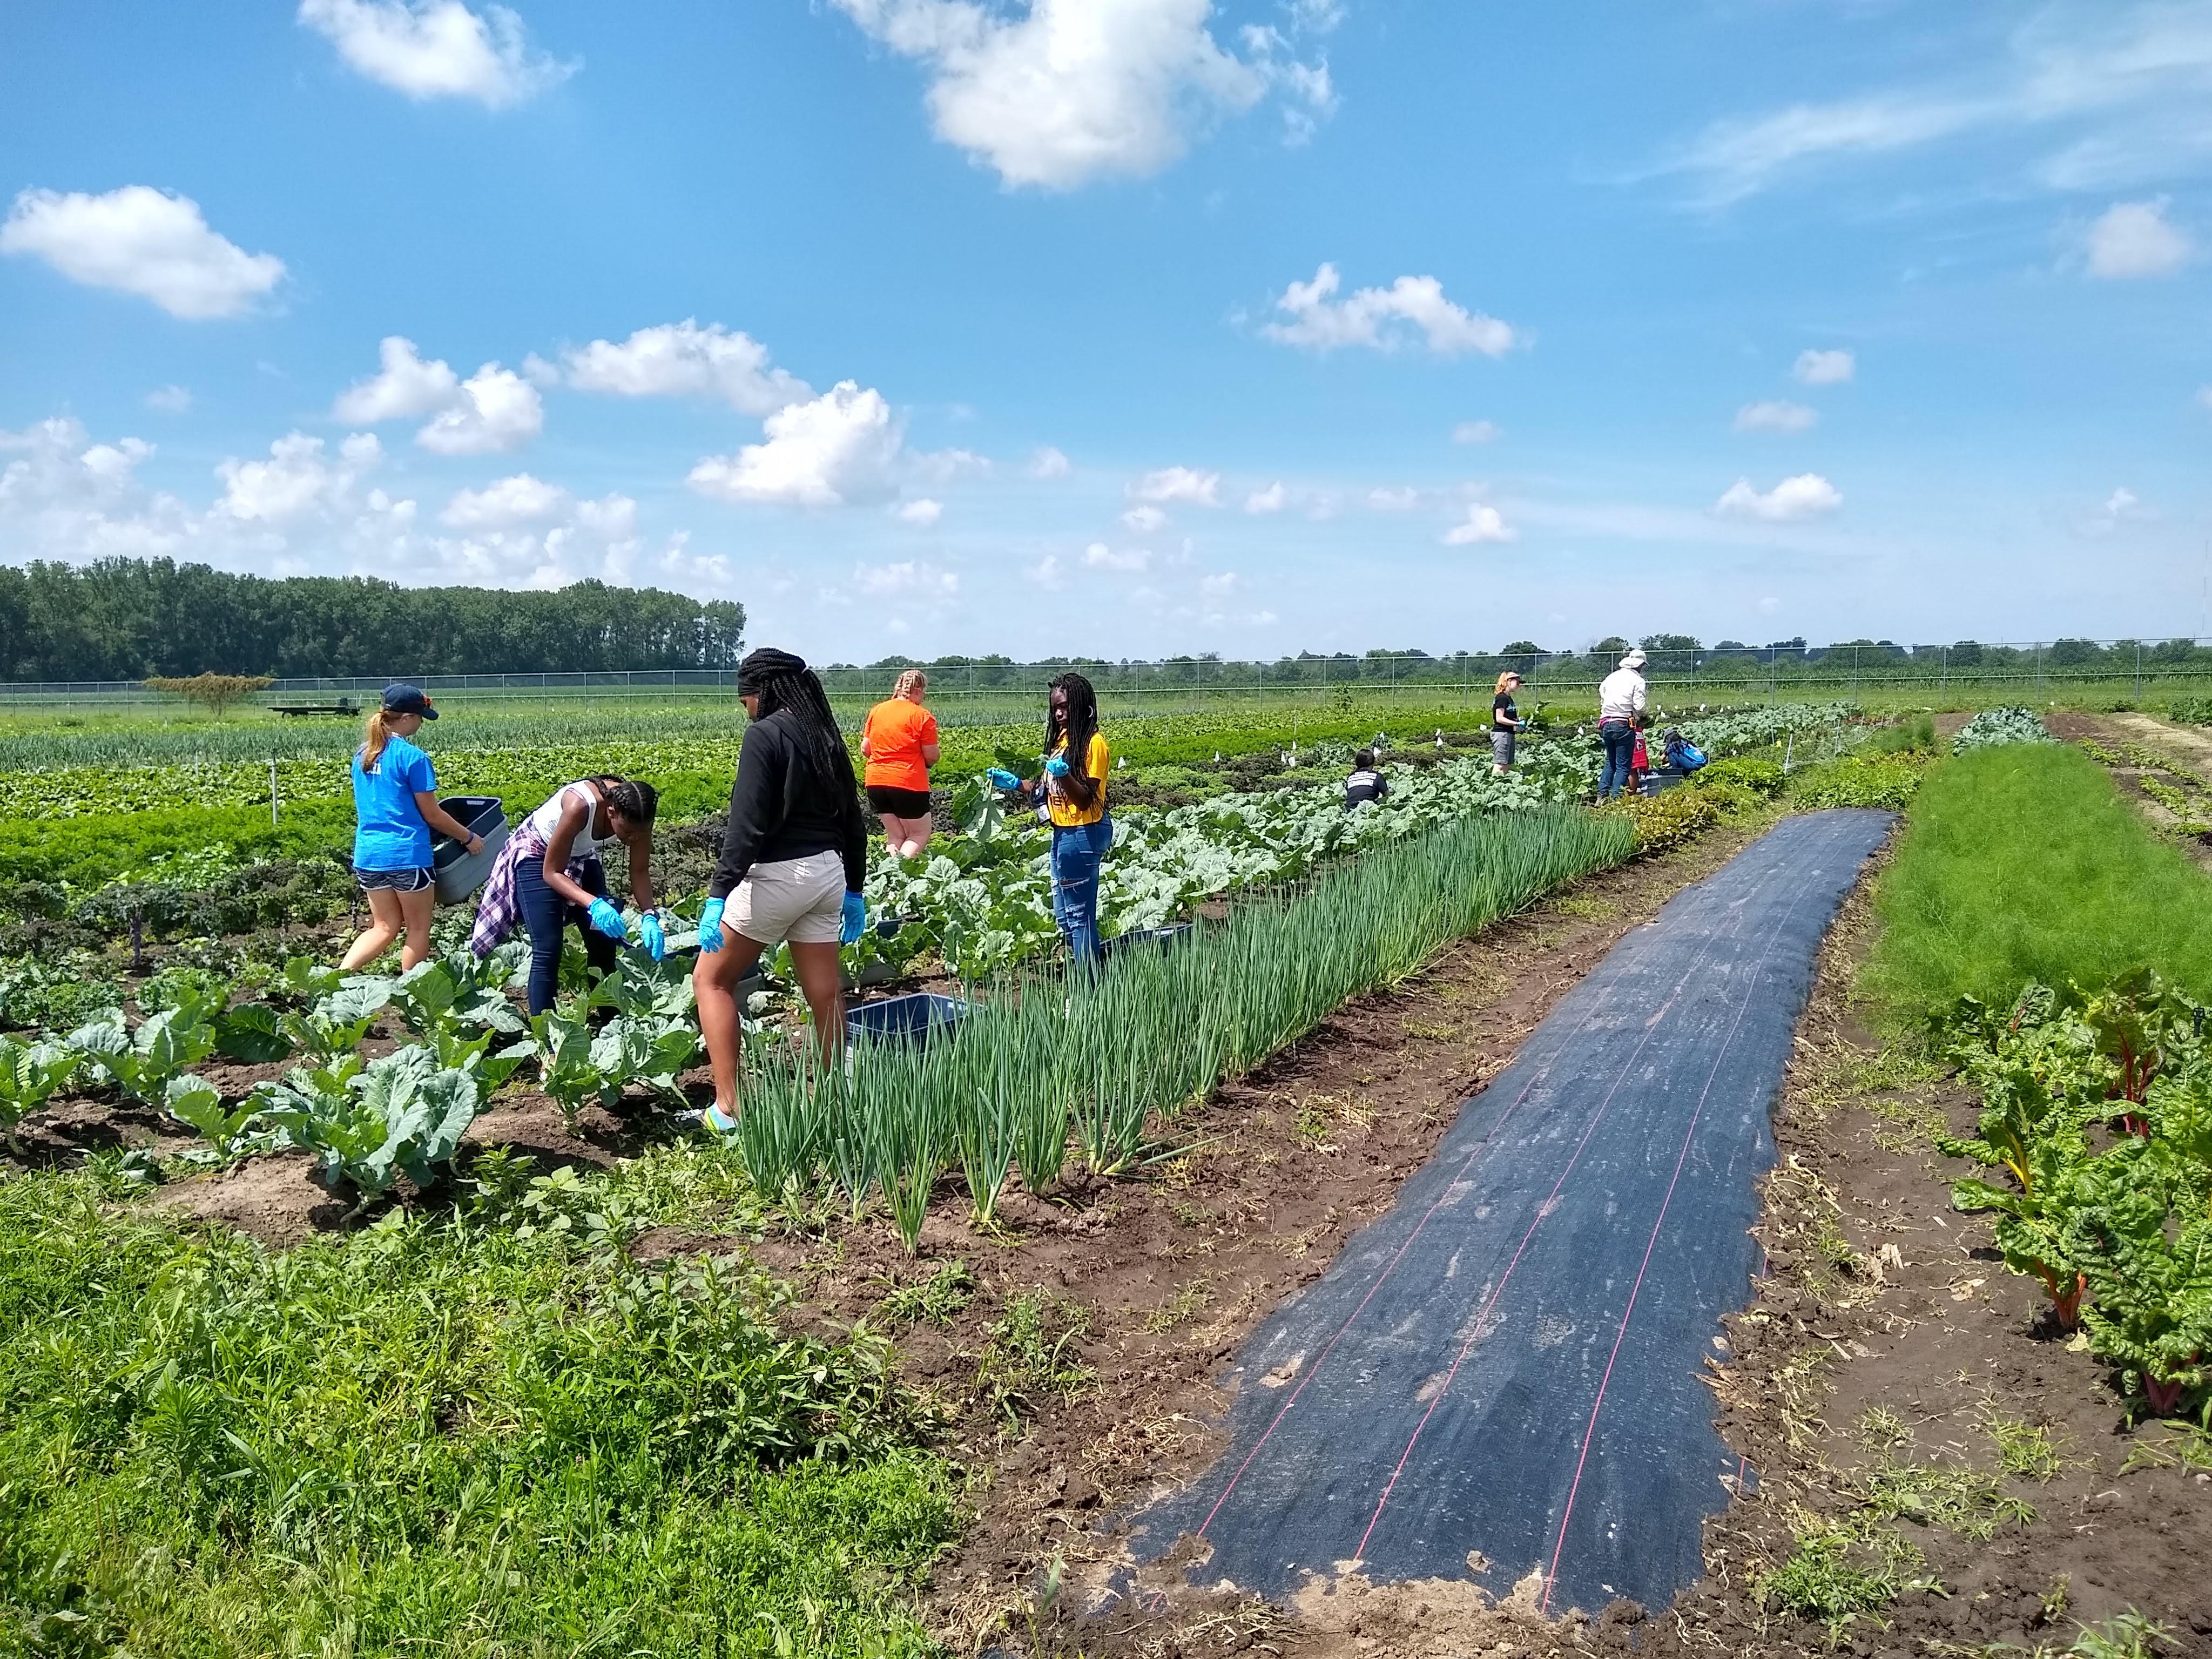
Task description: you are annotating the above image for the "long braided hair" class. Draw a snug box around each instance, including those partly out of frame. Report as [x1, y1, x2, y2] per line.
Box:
[1046, 671, 1101, 783]
[756, 665, 857, 791]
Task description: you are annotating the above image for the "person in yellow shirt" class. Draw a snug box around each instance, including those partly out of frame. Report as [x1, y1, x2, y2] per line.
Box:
[993, 671, 1112, 967]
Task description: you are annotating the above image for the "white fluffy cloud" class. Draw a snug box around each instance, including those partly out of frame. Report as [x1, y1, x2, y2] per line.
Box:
[215, 433, 385, 525]
[1027, 445, 1071, 478]
[440, 473, 569, 528]
[1264, 262, 1516, 356]
[2081, 485, 2155, 536]
[418, 365, 544, 455]
[687, 381, 903, 507]
[1245, 480, 1287, 513]
[1084, 542, 1151, 573]
[896, 497, 944, 525]
[825, 0, 1331, 188]
[296, 0, 570, 105]
[2085, 199, 2191, 278]
[1129, 465, 1220, 506]
[1712, 473, 1843, 522]
[1120, 504, 1169, 532]
[0, 415, 689, 594]
[854, 559, 958, 597]
[1734, 399, 1818, 433]
[1368, 485, 1418, 512]
[1452, 419, 1501, 444]
[0, 186, 285, 319]
[1792, 348, 1855, 386]
[333, 338, 543, 454]
[143, 385, 193, 414]
[1198, 570, 1239, 598]
[561, 319, 811, 414]
[1442, 502, 1516, 545]
[334, 336, 460, 421]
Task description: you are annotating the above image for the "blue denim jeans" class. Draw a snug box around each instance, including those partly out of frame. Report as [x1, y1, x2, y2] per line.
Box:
[1598, 721, 1637, 800]
[1051, 817, 1114, 967]
[515, 853, 615, 1013]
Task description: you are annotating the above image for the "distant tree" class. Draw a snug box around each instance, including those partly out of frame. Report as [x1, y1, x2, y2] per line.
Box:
[1640, 633, 1701, 652]
[143, 672, 275, 717]
[2048, 637, 2102, 667]
[0, 558, 746, 680]
[1499, 639, 1543, 656]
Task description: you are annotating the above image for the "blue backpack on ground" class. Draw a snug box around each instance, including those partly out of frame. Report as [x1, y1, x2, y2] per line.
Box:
[1662, 728, 1707, 772]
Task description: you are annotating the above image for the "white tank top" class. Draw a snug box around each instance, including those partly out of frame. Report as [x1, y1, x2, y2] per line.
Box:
[525, 781, 622, 852]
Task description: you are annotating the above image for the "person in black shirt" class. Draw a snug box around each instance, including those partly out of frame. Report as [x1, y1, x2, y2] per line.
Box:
[693, 648, 870, 1129]
[1492, 671, 1529, 775]
[1344, 748, 1389, 809]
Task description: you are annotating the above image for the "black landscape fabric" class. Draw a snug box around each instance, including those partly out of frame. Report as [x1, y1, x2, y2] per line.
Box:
[1128, 808, 1896, 1617]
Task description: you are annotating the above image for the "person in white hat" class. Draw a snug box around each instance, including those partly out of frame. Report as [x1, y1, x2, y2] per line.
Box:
[1596, 649, 1648, 800]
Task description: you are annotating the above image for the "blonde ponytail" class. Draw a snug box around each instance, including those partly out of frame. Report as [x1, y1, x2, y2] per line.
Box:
[361, 707, 393, 772]
[894, 668, 928, 701]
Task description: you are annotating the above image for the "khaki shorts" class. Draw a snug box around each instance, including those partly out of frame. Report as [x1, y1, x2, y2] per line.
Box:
[725, 851, 846, 947]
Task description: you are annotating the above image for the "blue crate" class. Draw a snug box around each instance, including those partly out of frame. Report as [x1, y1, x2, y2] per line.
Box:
[846, 992, 970, 1048]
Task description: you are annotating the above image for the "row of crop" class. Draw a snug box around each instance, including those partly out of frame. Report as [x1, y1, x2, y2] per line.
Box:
[730, 806, 1634, 1247]
[4, 807, 1630, 1239]
[1938, 972, 2211, 1416]
[854, 703, 1857, 983]
[0, 944, 705, 1206]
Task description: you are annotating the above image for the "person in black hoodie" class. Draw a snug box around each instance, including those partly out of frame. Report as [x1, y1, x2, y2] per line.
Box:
[693, 648, 869, 1129]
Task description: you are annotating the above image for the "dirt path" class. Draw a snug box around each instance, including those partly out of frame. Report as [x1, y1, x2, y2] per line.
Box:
[1063, 853, 2212, 1659]
[1114, 811, 1894, 1622]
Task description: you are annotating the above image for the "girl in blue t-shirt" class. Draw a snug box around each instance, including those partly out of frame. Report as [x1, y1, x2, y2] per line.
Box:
[341, 684, 485, 972]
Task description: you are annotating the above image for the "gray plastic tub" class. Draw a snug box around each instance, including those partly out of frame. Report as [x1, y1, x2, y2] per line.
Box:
[846, 992, 969, 1049]
[431, 796, 509, 903]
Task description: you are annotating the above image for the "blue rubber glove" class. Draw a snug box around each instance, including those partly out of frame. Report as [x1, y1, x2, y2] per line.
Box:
[1043, 755, 1071, 779]
[587, 897, 628, 940]
[697, 896, 726, 953]
[638, 911, 666, 962]
[840, 892, 867, 946]
[987, 767, 1020, 790]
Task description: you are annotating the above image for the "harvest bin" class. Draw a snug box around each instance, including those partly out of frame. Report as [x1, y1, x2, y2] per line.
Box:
[846, 992, 969, 1049]
[431, 797, 508, 903]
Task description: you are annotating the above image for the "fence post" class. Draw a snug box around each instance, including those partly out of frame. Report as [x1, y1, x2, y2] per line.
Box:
[2135, 641, 2143, 704]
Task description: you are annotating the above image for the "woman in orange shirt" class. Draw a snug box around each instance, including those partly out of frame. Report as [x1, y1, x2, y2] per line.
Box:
[859, 669, 941, 860]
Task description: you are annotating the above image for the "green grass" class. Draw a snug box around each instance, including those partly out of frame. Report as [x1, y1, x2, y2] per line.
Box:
[0, 1168, 954, 1657]
[1867, 744, 2212, 1017]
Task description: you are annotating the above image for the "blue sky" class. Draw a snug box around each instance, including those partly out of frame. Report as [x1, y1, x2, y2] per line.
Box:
[2, 0, 2208, 662]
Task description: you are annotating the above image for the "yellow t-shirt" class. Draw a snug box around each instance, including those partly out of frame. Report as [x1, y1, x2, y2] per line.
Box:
[1046, 731, 1110, 828]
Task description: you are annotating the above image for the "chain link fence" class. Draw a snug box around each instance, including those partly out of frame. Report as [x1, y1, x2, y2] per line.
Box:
[2, 638, 2206, 723]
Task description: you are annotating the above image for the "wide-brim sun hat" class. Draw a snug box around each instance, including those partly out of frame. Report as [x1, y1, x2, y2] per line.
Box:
[382, 683, 438, 718]
[1621, 649, 1647, 670]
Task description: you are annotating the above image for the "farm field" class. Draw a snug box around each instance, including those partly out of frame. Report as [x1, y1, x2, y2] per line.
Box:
[6, 695, 2212, 1657]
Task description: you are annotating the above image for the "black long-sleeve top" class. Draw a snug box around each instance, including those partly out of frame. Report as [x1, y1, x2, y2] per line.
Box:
[708, 708, 870, 899]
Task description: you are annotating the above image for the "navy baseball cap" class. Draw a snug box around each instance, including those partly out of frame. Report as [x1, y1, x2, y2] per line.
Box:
[381, 683, 439, 719]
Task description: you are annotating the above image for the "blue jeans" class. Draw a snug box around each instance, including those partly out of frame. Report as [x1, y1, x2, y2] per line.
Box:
[515, 853, 615, 1013]
[1598, 721, 1637, 800]
[1051, 817, 1113, 967]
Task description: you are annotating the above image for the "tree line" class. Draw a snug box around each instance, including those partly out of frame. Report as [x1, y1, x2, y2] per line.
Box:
[0, 559, 748, 682]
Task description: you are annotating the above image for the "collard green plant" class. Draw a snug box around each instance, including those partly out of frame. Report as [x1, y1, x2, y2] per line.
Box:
[0, 1035, 82, 1151]
[254, 1044, 481, 1205]
[66, 999, 220, 1105]
[388, 943, 528, 1039]
[163, 1074, 266, 1161]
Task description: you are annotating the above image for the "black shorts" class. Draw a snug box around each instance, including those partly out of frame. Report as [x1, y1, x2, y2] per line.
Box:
[356, 866, 431, 893]
[866, 785, 933, 819]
